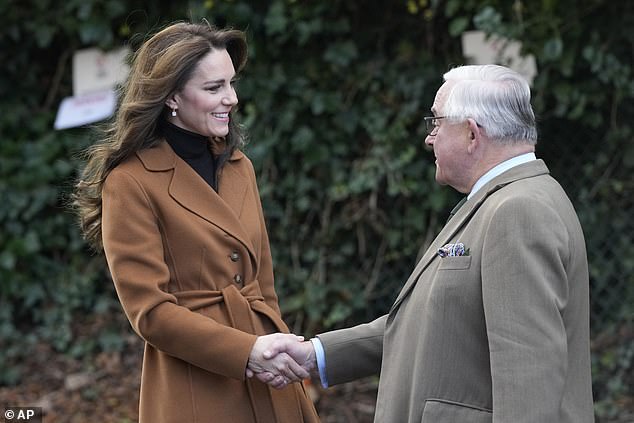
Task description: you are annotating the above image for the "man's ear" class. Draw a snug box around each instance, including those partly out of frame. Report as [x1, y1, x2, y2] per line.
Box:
[466, 118, 481, 154]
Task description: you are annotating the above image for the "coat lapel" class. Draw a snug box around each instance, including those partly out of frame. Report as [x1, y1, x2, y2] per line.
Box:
[390, 160, 550, 314]
[137, 141, 256, 259]
[216, 159, 250, 220]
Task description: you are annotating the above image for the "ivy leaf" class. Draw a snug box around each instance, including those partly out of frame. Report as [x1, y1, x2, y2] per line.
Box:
[449, 17, 469, 37]
[323, 41, 358, 67]
[264, 1, 287, 35]
[34, 26, 54, 48]
[543, 37, 563, 61]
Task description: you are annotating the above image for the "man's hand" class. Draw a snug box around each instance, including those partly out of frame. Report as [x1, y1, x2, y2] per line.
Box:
[247, 333, 309, 388]
[247, 336, 317, 389]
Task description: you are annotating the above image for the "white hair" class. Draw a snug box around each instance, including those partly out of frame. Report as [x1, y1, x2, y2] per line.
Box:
[442, 64, 537, 145]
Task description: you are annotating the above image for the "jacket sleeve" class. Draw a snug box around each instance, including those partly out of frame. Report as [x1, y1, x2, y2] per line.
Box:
[102, 168, 257, 380]
[481, 195, 569, 422]
[316, 314, 386, 385]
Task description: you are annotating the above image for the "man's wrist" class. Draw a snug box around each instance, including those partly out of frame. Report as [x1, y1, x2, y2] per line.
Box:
[310, 337, 329, 388]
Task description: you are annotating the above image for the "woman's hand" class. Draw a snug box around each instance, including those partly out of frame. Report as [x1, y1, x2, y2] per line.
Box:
[246, 333, 309, 388]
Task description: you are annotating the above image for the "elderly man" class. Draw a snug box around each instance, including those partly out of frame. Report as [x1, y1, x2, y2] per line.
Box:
[250, 64, 595, 423]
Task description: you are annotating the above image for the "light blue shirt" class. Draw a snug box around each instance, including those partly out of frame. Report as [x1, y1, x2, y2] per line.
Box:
[312, 152, 537, 388]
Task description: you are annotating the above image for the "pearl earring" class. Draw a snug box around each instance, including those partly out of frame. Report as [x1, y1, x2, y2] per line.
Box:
[171, 108, 177, 117]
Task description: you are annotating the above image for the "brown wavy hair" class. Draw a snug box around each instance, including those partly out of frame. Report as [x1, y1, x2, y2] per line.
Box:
[73, 22, 248, 250]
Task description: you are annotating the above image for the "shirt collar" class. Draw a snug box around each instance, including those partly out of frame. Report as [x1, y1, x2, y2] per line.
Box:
[468, 152, 536, 199]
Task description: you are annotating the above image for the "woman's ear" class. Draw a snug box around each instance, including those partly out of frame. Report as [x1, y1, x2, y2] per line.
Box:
[165, 93, 178, 109]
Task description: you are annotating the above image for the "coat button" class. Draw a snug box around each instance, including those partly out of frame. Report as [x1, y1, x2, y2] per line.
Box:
[230, 251, 240, 262]
[233, 274, 243, 284]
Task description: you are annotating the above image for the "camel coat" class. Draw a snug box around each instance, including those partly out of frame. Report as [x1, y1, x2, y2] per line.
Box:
[102, 141, 319, 423]
[317, 160, 594, 422]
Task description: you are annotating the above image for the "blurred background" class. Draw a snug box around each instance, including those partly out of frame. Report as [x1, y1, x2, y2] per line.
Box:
[1, 0, 632, 422]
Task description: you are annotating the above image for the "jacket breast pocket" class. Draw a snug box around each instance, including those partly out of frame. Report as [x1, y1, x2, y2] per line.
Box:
[437, 256, 472, 270]
[421, 399, 491, 423]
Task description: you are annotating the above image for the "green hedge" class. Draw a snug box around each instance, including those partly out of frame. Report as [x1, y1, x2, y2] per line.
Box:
[1, 0, 632, 417]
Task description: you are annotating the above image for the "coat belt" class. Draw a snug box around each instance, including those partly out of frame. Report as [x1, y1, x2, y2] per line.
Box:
[172, 282, 288, 334]
[172, 282, 301, 422]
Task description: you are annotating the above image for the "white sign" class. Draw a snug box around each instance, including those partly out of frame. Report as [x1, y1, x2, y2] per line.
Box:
[55, 47, 130, 130]
[54, 89, 116, 130]
[461, 30, 537, 85]
[72, 46, 130, 96]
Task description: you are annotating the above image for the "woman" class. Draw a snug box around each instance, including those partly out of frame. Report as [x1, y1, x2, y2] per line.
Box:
[73, 22, 319, 422]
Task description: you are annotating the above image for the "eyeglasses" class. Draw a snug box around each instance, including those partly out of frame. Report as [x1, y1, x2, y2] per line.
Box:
[424, 116, 484, 136]
[423, 116, 447, 136]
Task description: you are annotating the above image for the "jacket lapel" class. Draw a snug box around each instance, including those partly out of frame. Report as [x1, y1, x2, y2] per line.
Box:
[390, 160, 550, 314]
[137, 141, 256, 258]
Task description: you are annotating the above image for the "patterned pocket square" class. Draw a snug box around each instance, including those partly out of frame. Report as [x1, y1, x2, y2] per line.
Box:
[437, 242, 470, 258]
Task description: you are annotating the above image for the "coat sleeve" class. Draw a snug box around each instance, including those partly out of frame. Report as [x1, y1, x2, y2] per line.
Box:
[316, 314, 386, 385]
[102, 169, 257, 380]
[481, 195, 570, 422]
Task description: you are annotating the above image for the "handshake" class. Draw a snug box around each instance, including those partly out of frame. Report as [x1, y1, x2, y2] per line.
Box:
[246, 333, 318, 389]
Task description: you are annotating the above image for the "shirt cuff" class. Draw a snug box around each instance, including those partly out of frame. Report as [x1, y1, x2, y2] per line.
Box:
[310, 337, 329, 388]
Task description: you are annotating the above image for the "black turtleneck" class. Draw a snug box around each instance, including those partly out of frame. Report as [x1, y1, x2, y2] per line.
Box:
[161, 120, 219, 191]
